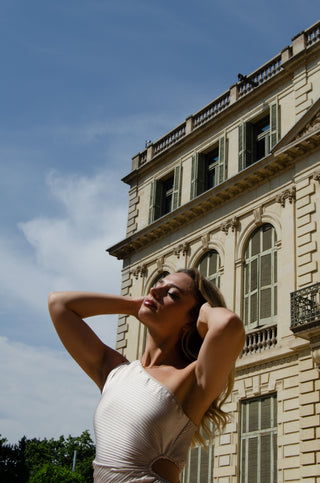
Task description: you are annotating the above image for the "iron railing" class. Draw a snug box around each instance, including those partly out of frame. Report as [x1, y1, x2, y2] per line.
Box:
[290, 283, 320, 332]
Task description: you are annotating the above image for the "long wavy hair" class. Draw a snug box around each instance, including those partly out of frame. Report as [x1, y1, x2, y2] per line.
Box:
[177, 268, 234, 447]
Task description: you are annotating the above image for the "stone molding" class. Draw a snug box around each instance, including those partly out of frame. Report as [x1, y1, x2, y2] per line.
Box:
[173, 242, 189, 259]
[220, 216, 240, 234]
[132, 264, 147, 279]
[276, 186, 296, 207]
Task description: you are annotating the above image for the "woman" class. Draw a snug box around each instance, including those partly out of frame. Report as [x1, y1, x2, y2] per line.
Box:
[48, 268, 245, 482]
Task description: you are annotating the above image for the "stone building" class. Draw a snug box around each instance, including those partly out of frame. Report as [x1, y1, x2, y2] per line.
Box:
[108, 21, 320, 483]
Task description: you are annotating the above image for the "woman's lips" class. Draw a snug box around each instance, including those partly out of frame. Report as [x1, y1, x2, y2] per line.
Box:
[144, 297, 157, 310]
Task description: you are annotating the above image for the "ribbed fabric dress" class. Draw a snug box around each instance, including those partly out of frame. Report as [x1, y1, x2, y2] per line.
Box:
[93, 360, 197, 482]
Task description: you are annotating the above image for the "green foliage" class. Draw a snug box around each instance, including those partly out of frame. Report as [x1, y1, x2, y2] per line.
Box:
[28, 463, 85, 482]
[0, 431, 95, 483]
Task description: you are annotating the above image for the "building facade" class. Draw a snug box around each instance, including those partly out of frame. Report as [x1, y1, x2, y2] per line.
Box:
[108, 21, 320, 483]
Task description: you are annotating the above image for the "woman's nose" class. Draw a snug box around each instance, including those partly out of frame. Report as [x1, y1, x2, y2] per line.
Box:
[150, 285, 161, 300]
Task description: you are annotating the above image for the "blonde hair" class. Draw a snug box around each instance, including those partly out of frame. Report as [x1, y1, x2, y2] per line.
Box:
[177, 268, 234, 447]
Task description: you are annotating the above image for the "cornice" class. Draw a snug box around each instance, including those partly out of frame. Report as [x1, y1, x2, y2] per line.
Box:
[108, 155, 290, 260]
[108, 113, 320, 260]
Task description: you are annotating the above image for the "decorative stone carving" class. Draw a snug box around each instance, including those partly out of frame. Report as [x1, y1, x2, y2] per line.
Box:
[201, 233, 210, 249]
[156, 257, 164, 271]
[220, 216, 240, 234]
[312, 170, 320, 182]
[173, 242, 189, 259]
[132, 264, 147, 279]
[275, 186, 296, 207]
[253, 206, 263, 226]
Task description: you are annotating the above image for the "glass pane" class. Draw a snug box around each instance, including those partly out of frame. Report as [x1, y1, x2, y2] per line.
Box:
[251, 259, 258, 291]
[189, 448, 199, 482]
[200, 446, 209, 482]
[274, 252, 277, 283]
[241, 439, 246, 483]
[198, 257, 207, 277]
[273, 433, 278, 482]
[244, 297, 249, 326]
[250, 292, 258, 324]
[244, 264, 249, 294]
[273, 395, 277, 426]
[261, 434, 271, 482]
[262, 225, 272, 250]
[249, 399, 259, 432]
[261, 254, 271, 286]
[251, 230, 261, 256]
[209, 251, 219, 275]
[248, 437, 258, 483]
[260, 288, 271, 319]
[261, 396, 271, 429]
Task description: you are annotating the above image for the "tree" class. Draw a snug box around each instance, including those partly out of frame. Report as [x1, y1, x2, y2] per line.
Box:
[28, 463, 85, 482]
[0, 431, 95, 483]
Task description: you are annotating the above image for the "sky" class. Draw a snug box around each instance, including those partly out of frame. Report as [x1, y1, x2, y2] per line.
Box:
[0, 0, 318, 445]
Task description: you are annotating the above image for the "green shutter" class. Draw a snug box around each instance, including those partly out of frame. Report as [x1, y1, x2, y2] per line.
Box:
[191, 153, 206, 199]
[218, 135, 226, 183]
[172, 165, 181, 210]
[270, 102, 279, 150]
[148, 180, 162, 224]
[239, 123, 253, 171]
[239, 123, 245, 171]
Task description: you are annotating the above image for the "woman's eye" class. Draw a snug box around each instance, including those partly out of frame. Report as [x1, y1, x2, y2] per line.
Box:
[168, 291, 179, 300]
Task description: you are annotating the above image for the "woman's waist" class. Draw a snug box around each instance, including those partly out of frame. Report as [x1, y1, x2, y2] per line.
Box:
[92, 460, 170, 483]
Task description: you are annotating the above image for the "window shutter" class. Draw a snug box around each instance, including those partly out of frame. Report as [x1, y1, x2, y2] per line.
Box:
[218, 135, 226, 183]
[172, 165, 181, 210]
[191, 153, 206, 199]
[239, 123, 253, 170]
[148, 180, 162, 224]
[270, 102, 279, 150]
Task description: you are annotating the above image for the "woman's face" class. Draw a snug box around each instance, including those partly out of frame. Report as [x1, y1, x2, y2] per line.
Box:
[138, 272, 197, 336]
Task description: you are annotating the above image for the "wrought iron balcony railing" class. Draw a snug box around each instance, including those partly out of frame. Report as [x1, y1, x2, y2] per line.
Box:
[290, 283, 320, 333]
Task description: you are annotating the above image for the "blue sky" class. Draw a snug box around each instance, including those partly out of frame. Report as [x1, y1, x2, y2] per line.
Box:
[0, 0, 318, 444]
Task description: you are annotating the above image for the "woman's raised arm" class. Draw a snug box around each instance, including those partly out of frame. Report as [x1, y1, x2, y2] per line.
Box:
[195, 303, 245, 408]
[48, 292, 143, 391]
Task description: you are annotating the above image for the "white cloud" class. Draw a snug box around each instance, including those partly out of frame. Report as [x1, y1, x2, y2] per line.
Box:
[0, 336, 99, 444]
[0, 168, 127, 348]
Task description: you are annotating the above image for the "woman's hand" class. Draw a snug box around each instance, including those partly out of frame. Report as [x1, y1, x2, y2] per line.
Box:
[196, 302, 212, 339]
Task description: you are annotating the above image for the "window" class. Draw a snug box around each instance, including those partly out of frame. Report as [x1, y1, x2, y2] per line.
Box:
[181, 443, 214, 483]
[243, 224, 277, 330]
[149, 166, 181, 223]
[239, 102, 279, 170]
[191, 135, 226, 199]
[197, 250, 221, 288]
[240, 394, 277, 483]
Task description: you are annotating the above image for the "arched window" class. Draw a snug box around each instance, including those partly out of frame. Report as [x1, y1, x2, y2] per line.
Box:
[197, 250, 221, 287]
[243, 224, 277, 330]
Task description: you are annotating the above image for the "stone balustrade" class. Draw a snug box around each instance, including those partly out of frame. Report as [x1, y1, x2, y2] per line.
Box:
[241, 324, 277, 357]
[135, 20, 320, 168]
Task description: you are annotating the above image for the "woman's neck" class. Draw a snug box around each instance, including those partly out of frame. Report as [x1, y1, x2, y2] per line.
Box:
[141, 335, 186, 369]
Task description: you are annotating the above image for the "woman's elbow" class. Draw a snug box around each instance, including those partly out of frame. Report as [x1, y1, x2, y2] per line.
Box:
[48, 291, 64, 316]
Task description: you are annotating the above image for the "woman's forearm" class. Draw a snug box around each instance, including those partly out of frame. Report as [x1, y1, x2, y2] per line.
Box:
[48, 291, 142, 320]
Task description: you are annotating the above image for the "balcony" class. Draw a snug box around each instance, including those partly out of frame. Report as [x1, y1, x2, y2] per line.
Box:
[290, 283, 320, 336]
[241, 325, 277, 357]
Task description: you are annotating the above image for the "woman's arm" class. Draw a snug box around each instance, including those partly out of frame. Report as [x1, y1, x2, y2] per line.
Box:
[48, 292, 143, 391]
[195, 303, 245, 405]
